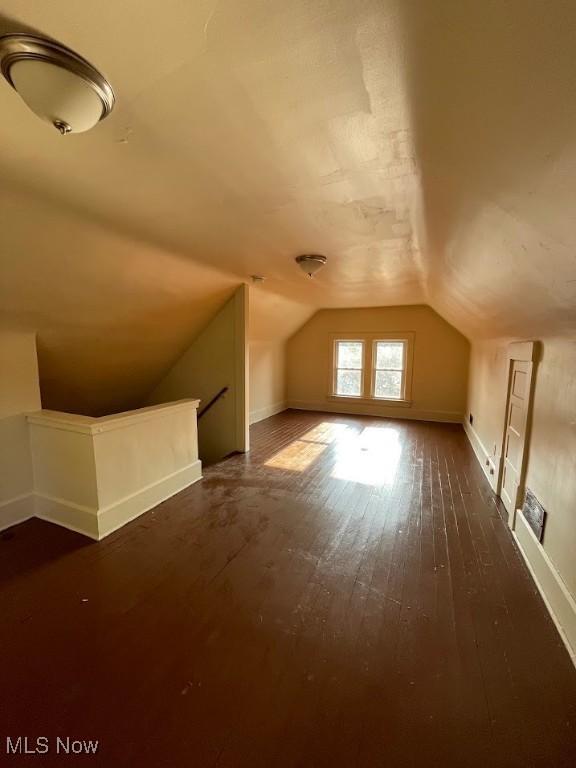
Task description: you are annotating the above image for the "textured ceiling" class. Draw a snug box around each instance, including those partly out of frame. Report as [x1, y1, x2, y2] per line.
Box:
[401, 0, 576, 339]
[0, 0, 575, 412]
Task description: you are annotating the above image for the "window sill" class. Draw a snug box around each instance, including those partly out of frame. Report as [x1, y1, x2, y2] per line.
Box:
[327, 395, 412, 408]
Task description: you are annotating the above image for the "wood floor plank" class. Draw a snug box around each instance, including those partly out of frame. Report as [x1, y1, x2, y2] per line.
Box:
[1, 410, 575, 767]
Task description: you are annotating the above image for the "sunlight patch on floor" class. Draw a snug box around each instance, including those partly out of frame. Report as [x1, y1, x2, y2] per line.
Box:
[332, 427, 402, 486]
[264, 421, 402, 483]
[264, 421, 350, 471]
[299, 422, 350, 444]
[265, 439, 327, 471]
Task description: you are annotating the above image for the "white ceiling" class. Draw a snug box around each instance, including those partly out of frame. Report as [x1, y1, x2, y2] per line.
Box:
[1, 0, 575, 412]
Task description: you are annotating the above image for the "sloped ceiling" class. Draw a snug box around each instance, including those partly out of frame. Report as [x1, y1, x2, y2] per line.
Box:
[0, 0, 575, 413]
[400, 0, 576, 339]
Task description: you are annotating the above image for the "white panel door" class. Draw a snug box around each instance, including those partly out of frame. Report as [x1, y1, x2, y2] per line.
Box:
[500, 360, 531, 523]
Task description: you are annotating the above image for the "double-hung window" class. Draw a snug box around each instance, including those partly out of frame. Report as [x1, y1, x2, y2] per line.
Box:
[373, 341, 405, 400]
[334, 340, 364, 397]
[331, 333, 413, 403]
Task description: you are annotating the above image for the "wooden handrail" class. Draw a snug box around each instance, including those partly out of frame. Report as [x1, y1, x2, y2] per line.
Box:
[198, 387, 229, 420]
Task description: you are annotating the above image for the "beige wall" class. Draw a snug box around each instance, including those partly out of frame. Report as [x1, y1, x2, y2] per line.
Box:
[0, 331, 42, 421]
[287, 305, 469, 422]
[249, 341, 286, 424]
[148, 285, 249, 463]
[0, 331, 41, 525]
[468, 337, 576, 600]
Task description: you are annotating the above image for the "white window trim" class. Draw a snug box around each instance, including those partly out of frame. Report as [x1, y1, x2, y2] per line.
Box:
[328, 332, 415, 406]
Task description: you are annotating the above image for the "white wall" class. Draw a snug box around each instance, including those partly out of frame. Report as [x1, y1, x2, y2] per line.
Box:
[0, 331, 41, 528]
[249, 341, 286, 424]
[28, 401, 201, 540]
[149, 285, 249, 463]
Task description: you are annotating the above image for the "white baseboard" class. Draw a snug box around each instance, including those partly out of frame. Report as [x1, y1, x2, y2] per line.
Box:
[463, 419, 576, 666]
[35, 494, 100, 539]
[513, 511, 576, 666]
[18, 461, 203, 541]
[462, 419, 501, 492]
[249, 401, 287, 425]
[97, 460, 202, 539]
[0, 494, 35, 532]
[287, 400, 462, 423]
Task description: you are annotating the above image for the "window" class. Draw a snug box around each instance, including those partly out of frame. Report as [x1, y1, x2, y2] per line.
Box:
[373, 341, 405, 400]
[330, 333, 413, 404]
[334, 340, 364, 397]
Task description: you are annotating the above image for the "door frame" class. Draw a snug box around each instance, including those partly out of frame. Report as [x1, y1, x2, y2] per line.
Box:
[497, 341, 537, 530]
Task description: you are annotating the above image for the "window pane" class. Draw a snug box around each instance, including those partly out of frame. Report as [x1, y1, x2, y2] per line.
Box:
[336, 369, 362, 396]
[375, 341, 404, 370]
[374, 370, 402, 399]
[336, 341, 363, 369]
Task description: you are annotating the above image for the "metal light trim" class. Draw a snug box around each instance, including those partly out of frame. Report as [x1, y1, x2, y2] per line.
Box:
[0, 33, 115, 125]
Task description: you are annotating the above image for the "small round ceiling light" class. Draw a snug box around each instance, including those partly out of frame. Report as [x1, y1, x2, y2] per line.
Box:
[0, 34, 115, 134]
[295, 254, 327, 278]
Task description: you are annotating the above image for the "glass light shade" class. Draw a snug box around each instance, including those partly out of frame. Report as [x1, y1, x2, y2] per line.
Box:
[301, 260, 324, 276]
[296, 255, 327, 277]
[10, 60, 105, 133]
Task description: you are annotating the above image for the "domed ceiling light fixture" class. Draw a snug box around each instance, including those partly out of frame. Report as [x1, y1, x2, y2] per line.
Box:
[295, 254, 327, 278]
[0, 33, 115, 134]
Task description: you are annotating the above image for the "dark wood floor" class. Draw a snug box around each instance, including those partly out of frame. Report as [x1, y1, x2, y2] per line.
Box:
[1, 410, 575, 767]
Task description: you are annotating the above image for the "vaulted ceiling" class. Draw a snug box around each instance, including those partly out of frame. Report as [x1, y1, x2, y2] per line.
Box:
[1, 0, 575, 413]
